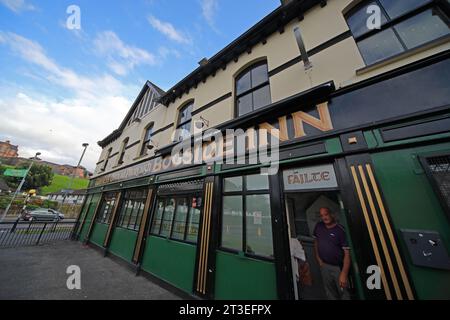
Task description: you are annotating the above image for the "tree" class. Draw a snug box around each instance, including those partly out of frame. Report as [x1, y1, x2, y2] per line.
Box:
[3, 163, 53, 191]
[23, 163, 54, 191]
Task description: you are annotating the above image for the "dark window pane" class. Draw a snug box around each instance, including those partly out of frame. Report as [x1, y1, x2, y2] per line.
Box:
[357, 28, 404, 65]
[236, 71, 251, 95]
[222, 196, 243, 251]
[151, 199, 165, 234]
[246, 174, 269, 191]
[224, 176, 243, 192]
[245, 194, 273, 257]
[251, 64, 269, 87]
[186, 197, 201, 243]
[379, 0, 432, 19]
[252, 85, 271, 110]
[347, 1, 388, 38]
[172, 198, 189, 240]
[160, 198, 175, 237]
[237, 93, 253, 116]
[394, 9, 449, 49]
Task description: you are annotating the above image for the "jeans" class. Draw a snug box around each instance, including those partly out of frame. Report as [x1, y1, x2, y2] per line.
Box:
[320, 263, 351, 300]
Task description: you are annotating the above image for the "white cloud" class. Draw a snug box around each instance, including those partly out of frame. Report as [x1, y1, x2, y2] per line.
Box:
[147, 15, 192, 45]
[93, 31, 157, 76]
[0, 0, 35, 13]
[158, 46, 181, 60]
[0, 31, 126, 100]
[200, 0, 219, 27]
[0, 31, 138, 171]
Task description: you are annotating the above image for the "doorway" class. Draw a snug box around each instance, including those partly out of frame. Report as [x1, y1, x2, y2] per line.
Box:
[282, 164, 356, 300]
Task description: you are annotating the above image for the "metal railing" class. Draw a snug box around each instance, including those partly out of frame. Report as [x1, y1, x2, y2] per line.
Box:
[0, 220, 75, 248]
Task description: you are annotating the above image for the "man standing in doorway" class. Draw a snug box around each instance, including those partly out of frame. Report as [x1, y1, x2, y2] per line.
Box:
[314, 207, 351, 300]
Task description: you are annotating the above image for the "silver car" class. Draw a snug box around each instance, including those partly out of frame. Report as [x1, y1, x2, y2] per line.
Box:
[22, 209, 65, 222]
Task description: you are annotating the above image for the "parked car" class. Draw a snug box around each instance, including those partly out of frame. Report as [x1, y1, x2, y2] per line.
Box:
[21, 208, 65, 222]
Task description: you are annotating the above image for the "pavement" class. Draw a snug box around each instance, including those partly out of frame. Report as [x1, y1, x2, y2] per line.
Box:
[0, 241, 181, 300]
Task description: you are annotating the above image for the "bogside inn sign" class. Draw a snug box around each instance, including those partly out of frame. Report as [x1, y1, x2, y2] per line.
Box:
[92, 58, 450, 187]
[283, 164, 338, 191]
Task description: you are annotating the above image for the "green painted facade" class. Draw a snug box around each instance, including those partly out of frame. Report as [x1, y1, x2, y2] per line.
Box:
[141, 236, 197, 293]
[79, 194, 101, 242]
[108, 227, 138, 262]
[214, 251, 277, 300]
[90, 223, 108, 247]
[371, 142, 450, 300]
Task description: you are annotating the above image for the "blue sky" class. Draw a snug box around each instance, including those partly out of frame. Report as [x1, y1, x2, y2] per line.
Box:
[0, 0, 280, 171]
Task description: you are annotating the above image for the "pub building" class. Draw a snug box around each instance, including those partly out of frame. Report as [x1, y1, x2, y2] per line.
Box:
[74, 0, 450, 300]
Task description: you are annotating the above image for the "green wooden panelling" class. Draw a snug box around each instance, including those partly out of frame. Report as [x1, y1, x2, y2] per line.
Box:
[79, 194, 101, 242]
[90, 223, 108, 247]
[141, 236, 197, 293]
[214, 251, 277, 300]
[108, 227, 138, 262]
[325, 137, 342, 154]
[371, 142, 450, 300]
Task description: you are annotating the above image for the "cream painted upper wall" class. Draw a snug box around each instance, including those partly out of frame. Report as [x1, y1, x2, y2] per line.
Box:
[94, 0, 450, 176]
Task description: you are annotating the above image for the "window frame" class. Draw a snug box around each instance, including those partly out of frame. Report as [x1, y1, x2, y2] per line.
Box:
[234, 61, 271, 118]
[149, 192, 203, 245]
[101, 147, 113, 172]
[219, 173, 274, 261]
[346, 0, 450, 66]
[117, 137, 129, 165]
[140, 124, 154, 156]
[175, 101, 194, 142]
[115, 188, 148, 231]
[96, 192, 117, 225]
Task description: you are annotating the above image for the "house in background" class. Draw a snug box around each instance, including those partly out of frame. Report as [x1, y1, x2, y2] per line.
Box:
[47, 189, 86, 205]
[0, 140, 18, 158]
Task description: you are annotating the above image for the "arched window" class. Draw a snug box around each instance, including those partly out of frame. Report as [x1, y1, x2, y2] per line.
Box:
[118, 138, 129, 165]
[346, 0, 449, 66]
[141, 124, 154, 156]
[235, 61, 271, 117]
[175, 101, 194, 141]
[102, 147, 112, 172]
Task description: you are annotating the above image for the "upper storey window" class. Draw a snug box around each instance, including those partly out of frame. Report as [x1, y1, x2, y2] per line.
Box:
[174, 101, 193, 141]
[346, 0, 449, 66]
[235, 61, 271, 117]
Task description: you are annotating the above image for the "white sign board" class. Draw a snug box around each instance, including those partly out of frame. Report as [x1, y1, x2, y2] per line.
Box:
[283, 164, 338, 191]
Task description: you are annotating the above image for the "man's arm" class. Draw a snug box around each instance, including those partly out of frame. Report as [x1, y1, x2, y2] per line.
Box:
[314, 239, 323, 267]
[339, 249, 351, 288]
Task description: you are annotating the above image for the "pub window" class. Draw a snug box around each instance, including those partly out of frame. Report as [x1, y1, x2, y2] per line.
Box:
[235, 61, 271, 117]
[140, 124, 154, 156]
[346, 0, 450, 66]
[174, 101, 194, 142]
[221, 174, 274, 258]
[421, 154, 450, 217]
[118, 138, 129, 165]
[150, 195, 201, 243]
[116, 189, 147, 231]
[96, 192, 117, 224]
[102, 147, 112, 172]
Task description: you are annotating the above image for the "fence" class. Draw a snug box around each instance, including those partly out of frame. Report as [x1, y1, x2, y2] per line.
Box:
[0, 220, 75, 248]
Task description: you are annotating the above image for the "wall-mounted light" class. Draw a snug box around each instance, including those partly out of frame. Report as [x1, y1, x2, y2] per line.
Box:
[194, 116, 210, 130]
[146, 139, 159, 151]
[293, 26, 312, 71]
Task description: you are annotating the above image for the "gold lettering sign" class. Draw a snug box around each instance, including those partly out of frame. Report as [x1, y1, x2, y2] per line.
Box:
[93, 102, 334, 187]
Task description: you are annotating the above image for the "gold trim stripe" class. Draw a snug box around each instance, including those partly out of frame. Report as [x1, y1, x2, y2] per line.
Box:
[196, 183, 213, 294]
[201, 183, 214, 293]
[358, 166, 403, 300]
[366, 164, 415, 300]
[351, 166, 392, 300]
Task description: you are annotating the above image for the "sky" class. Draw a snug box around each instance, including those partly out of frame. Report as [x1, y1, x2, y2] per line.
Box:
[0, 0, 280, 172]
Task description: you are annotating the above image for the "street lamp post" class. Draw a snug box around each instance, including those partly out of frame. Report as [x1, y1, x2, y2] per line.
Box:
[1, 152, 41, 222]
[60, 143, 89, 211]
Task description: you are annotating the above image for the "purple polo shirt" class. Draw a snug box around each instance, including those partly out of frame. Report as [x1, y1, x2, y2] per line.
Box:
[313, 222, 350, 267]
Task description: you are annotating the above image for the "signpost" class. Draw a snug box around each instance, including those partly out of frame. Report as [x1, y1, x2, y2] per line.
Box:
[3, 169, 28, 178]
